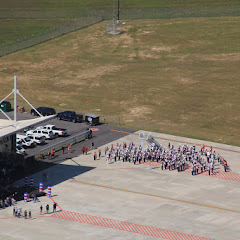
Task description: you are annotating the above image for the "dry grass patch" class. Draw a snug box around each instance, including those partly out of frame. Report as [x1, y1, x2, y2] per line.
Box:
[0, 17, 240, 145]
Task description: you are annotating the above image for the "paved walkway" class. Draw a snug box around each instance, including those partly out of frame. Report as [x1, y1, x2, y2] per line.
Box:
[1, 130, 240, 240]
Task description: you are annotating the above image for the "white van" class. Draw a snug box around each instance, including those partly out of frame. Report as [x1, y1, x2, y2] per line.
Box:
[27, 135, 45, 145]
[16, 134, 35, 148]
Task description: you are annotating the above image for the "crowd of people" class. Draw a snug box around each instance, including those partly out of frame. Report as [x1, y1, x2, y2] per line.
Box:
[95, 141, 229, 175]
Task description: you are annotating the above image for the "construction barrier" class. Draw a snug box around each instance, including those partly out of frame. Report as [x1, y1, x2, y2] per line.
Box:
[39, 182, 43, 192]
[30, 178, 34, 188]
[24, 176, 28, 186]
[47, 186, 51, 198]
[24, 192, 28, 202]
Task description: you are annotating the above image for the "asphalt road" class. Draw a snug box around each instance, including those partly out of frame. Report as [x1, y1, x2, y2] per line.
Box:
[1, 111, 137, 162]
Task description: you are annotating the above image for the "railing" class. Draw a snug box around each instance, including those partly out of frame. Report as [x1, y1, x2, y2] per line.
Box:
[102, 6, 240, 20]
[35, 129, 91, 160]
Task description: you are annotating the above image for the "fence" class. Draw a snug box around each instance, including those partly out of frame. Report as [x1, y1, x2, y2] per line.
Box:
[35, 130, 91, 160]
[0, 14, 103, 57]
[103, 6, 240, 20]
[0, 6, 239, 57]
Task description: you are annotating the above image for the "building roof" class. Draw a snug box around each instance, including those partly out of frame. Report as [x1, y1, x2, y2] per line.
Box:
[0, 115, 56, 140]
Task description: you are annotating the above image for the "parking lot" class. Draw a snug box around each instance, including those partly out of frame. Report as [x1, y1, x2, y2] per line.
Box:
[0, 111, 136, 161]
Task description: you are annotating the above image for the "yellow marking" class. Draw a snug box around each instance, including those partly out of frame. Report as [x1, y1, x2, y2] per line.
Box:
[111, 129, 240, 154]
[71, 180, 240, 214]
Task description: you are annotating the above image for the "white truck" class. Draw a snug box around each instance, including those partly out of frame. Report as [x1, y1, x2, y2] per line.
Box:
[38, 125, 67, 137]
[16, 134, 35, 148]
[26, 128, 54, 140]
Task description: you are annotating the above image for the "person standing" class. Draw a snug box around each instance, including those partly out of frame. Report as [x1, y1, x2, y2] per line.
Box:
[51, 148, 55, 159]
[85, 146, 88, 155]
[28, 210, 31, 219]
[40, 205, 43, 214]
[53, 202, 57, 212]
[82, 147, 85, 155]
[46, 204, 49, 214]
[211, 162, 214, 174]
[68, 144, 71, 154]
[33, 193, 37, 203]
[24, 210, 28, 219]
[98, 149, 101, 158]
[94, 152, 97, 161]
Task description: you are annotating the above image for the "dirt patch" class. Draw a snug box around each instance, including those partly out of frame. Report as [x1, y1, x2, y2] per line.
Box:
[138, 51, 159, 59]
[152, 46, 176, 52]
[201, 53, 240, 62]
[177, 77, 198, 85]
[128, 106, 153, 118]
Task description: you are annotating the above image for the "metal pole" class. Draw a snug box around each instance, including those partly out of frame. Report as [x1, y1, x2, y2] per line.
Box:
[0, 108, 13, 121]
[117, 0, 120, 21]
[14, 76, 17, 123]
[17, 92, 43, 117]
[0, 91, 14, 105]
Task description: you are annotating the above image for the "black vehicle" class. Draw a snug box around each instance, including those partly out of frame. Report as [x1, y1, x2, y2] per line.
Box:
[30, 107, 56, 116]
[85, 113, 100, 126]
[57, 111, 83, 123]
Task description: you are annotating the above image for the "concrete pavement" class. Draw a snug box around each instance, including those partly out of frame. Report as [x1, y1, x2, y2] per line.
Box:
[1, 130, 240, 240]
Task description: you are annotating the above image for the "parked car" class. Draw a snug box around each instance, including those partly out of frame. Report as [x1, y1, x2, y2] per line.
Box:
[27, 135, 45, 145]
[37, 125, 67, 137]
[16, 139, 23, 148]
[30, 107, 56, 116]
[16, 145, 26, 155]
[26, 129, 54, 140]
[57, 111, 83, 123]
[16, 134, 35, 148]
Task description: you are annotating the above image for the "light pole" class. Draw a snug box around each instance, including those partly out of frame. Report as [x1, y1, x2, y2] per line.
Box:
[117, 0, 120, 21]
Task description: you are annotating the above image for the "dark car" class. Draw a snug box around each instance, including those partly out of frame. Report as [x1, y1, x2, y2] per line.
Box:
[57, 111, 83, 123]
[30, 107, 56, 116]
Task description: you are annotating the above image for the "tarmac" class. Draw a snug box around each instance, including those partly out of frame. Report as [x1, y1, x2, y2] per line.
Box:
[0, 129, 240, 240]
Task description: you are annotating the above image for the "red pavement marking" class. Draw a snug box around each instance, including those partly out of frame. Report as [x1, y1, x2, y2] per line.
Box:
[142, 162, 161, 167]
[140, 162, 240, 183]
[184, 167, 240, 183]
[90, 128, 98, 131]
[51, 210, 215, 240]
[42, 190, 64, 211]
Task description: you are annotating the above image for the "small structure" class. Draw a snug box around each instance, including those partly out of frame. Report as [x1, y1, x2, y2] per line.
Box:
[106, 19, 122, 35]
[85, 113, 100, 126]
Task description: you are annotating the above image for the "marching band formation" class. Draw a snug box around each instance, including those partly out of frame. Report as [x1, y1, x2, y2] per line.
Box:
[95, 141, 229, 175]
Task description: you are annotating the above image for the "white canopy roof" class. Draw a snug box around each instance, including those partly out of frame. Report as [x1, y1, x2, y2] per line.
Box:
[0, 115, 56, 140]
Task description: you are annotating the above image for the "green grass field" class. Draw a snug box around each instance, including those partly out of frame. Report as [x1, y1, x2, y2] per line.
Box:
[0, 17, 239, 145]
[0, 0, 239, 46]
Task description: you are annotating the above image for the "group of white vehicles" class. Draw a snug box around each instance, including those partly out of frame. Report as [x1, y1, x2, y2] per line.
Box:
[16, 125, 67, 155]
